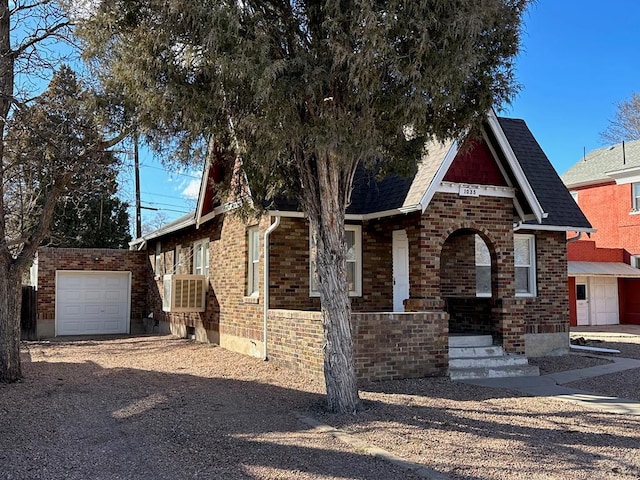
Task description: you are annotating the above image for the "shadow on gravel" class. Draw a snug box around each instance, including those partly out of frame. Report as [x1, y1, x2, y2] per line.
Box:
[314, 377, 640, 480]
[0, 359, 416, 480]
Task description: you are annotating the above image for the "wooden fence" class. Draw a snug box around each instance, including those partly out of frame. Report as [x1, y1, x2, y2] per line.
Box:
[21, 286, 37, 340]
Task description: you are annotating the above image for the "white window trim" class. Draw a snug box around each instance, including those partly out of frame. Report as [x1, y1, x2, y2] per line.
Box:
[514, 233, 537, 297]
[247, 227, 260, 296]
[631, 255, 640, 269]
[632, 183, 640, 212]
[154, 241, 162, 276]
[193, 238, 210, 278]
[475, 235, 492, 298]
[174, 245, 182, 274]
[310, 225, 362, 297]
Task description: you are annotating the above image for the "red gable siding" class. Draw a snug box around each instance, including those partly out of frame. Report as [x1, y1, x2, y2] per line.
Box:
[443, 139, 507, 186]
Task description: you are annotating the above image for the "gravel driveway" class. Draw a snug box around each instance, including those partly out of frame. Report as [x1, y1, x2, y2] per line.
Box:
[2, 332, 640, 480]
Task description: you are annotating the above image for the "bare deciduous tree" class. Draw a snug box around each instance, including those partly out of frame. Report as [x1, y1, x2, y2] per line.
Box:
[601, 92, 640, 144]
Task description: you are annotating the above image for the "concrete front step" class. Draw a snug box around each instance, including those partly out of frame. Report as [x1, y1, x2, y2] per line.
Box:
[449, 334, 493, 348]
[450, 354, 530, 369]
[448, 333, 539, 380]
[449, 364, 540, 380]
[449, 346, 505, 358]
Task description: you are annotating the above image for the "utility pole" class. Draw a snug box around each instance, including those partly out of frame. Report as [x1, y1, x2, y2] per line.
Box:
[134, 129, 142, 239]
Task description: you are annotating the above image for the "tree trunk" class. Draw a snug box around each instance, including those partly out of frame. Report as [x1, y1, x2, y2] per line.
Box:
[306, 152, 360, 414]
[0, 266, 23, 382]
[0, 0, 21, 383]
[313, 220, 360, 413]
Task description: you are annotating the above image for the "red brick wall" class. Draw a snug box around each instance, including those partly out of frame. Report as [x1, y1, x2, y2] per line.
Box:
[147, 214, 268, 351]
[268, 214, 420, 312]
[568, 240, 625, 262]
[36, 247, 149, 333]
[266, 309, 449, 383]
[407, 192, 515, 308]
[572, 182, 640, 254]
[440, 233, 476, 297]
[519, 230, 569, 336]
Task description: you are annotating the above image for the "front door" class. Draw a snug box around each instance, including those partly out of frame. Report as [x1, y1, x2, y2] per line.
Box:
[392, 230, 409, 312]
[575, 276, 589, 326]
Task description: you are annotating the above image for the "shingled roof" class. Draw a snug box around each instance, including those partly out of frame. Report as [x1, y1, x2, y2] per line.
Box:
[561, 139, 640, 187]
[497, 117, 593, 231]
[134, 114, 593, 247]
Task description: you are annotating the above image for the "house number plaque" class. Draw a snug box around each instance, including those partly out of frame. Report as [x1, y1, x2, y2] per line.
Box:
[459, 185, 480, 197]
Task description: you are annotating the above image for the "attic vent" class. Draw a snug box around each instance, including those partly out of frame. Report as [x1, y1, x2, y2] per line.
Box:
[163, 274, 206, 312]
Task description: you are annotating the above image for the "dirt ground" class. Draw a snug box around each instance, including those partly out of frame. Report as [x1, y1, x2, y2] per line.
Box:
[1, 330, 639, 480]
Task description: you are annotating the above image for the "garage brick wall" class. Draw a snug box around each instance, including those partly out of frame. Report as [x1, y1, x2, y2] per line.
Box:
[36, 247, 149, 337]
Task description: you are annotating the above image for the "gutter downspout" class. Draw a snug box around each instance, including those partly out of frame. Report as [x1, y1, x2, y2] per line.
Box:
[567, 232, 582, 243]
[263, 215, 281, 361]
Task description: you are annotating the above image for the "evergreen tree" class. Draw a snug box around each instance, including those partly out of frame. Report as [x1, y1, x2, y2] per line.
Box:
[48, 165, 132, 249]
[79, 0, 530, 412]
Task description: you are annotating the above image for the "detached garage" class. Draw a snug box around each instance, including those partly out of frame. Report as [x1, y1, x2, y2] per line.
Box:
[56, 271, 131, 335]
[35, 248, 149, 338]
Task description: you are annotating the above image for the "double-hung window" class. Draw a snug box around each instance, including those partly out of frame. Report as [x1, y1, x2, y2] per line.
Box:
[154, 241, 162, 275]
[174, 245, 182, 274]
[247, 227, 260, 296]
[633, 183, 640, 211]
[514, 234, 536, 297]
[310, 225, 362, 297]
[475, 235, 491, 297]
[193, 239, 210, 277]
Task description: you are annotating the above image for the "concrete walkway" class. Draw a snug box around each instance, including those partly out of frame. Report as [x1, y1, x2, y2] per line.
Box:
[463, 355, 640, 415]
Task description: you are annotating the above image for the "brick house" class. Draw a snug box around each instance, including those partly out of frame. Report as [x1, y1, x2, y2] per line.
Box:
[562, 140, 640, 326]
[115, 111, 591, 381]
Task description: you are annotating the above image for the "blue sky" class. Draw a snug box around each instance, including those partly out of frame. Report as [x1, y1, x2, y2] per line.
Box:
[127, 0, 640, 230]
[505, 0, 640, 174]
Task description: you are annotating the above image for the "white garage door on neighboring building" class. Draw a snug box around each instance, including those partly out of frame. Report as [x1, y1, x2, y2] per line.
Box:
[56, 271, 131, 336]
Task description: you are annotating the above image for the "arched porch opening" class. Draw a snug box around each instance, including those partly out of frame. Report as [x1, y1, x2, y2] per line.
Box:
[440, 228, 500, 339]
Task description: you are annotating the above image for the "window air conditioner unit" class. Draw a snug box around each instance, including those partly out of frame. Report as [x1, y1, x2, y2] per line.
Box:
[162, 274, 207, 312]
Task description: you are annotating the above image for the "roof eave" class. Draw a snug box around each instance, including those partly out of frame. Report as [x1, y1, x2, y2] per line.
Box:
[487, 111, 547, 223]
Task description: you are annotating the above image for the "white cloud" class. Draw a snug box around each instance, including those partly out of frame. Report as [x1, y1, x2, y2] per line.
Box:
[182, 179, 201, 200]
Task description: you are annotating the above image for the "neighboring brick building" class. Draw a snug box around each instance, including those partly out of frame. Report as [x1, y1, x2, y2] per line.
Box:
[562, 140, 640, 326]
[124, 112, 591, 381]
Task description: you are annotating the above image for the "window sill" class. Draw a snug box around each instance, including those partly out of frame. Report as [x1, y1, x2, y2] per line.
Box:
[243, 295, 260, 304]
[629, 210, 640, 216]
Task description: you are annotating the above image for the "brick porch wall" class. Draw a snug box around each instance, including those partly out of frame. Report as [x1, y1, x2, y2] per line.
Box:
[266, 309, 449, 383]
[36, 247, 149, 337]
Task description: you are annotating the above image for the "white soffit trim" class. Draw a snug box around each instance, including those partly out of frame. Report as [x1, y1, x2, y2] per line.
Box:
[266, 208, 420, 221]
[418, 139, 460, 213]
[606, 165, 640, 185]
[514, 223, 596, 233]
[568, 261, 640, 277]
[486, 110, 547, 223]
[481, 129, 528, 222]
[195, 160, 211, 229]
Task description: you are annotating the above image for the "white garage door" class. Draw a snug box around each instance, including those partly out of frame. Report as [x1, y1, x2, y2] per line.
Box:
[56, 271, 131, 335]
[590, 276, 619, 326]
